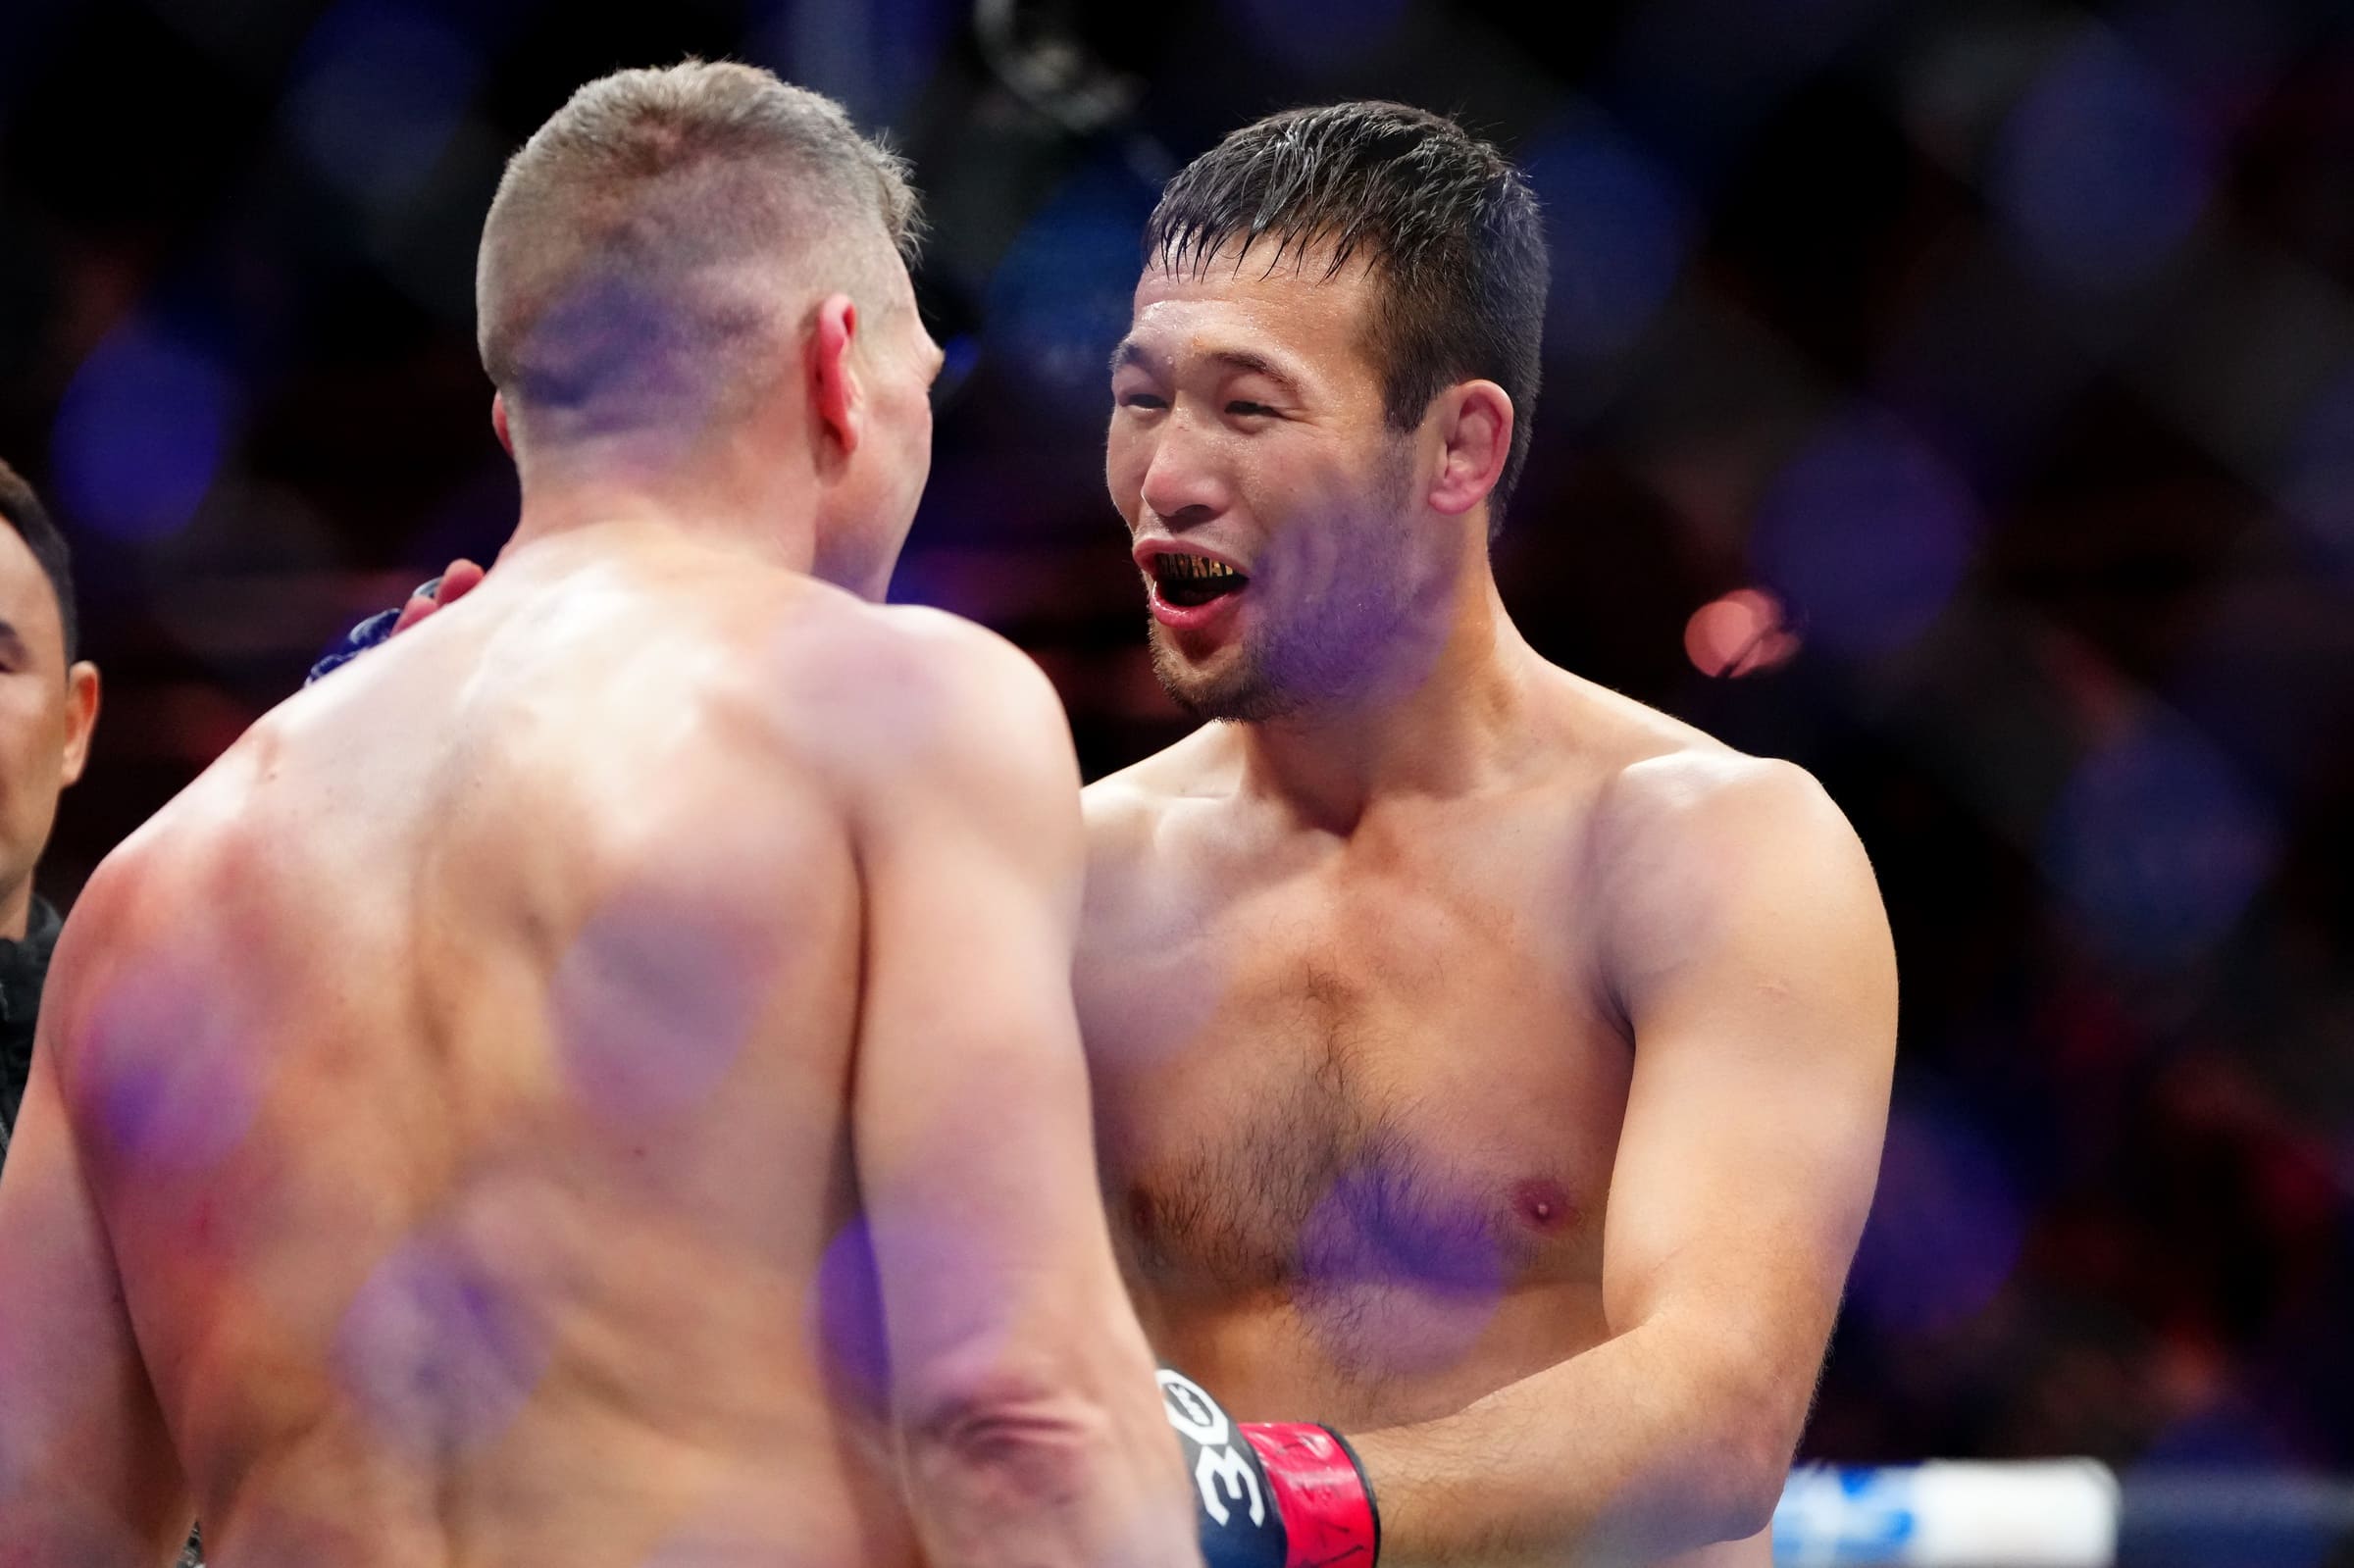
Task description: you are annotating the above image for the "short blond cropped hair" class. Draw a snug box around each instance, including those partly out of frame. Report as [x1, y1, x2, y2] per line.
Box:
[477, 60, 920, 439]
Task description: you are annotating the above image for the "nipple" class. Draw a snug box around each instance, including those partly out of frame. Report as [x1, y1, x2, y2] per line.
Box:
[1513, 1178, 1576, 1234]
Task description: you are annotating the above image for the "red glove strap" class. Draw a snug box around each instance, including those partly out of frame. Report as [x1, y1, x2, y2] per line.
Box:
[1239, 1421, 1379, 1568]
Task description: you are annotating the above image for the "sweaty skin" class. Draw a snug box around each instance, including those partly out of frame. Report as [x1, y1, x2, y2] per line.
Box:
[0, 527, 1186, 1567]
[1081, 253, 1897, 1566]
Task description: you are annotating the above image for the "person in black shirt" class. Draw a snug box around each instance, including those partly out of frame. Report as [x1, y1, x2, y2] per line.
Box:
[0, 461, 99, 1173]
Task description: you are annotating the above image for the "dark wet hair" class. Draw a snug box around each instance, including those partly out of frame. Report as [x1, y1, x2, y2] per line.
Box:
[1145, 101, 1549, 531]
[0, 462, 79, 664]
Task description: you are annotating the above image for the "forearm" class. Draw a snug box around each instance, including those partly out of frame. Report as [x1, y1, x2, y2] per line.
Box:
[0, 1314, 193, 1565]
[897, 1368, 1199, 1568]
[0, 1483, 193, 1568]
[1346, 1315, 1799, 1568]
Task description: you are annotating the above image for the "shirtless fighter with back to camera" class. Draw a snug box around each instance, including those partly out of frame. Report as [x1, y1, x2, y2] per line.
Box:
[1078, 104, 1899, 1568]
[0, 63, 1195, 1568]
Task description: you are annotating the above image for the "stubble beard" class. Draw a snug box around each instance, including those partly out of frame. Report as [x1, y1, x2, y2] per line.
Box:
[1145, 438, 1420, 725]
[1148, 625, 1303, 723]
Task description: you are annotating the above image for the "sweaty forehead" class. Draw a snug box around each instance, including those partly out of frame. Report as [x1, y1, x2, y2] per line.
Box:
[1132, 238, 1379, 318]
[1125, 254, 1382, 388]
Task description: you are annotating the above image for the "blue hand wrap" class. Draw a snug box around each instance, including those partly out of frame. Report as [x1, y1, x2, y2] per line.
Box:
[304, 577, 444, 685]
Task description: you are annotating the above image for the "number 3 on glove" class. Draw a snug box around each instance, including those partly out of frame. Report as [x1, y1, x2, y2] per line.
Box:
[1155, 1367, 1381, 1568]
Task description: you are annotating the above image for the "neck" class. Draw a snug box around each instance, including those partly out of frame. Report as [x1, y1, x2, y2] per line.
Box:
[0, 877, 32, 943]
[502, 428, 822, 575]
[1236, 560, 1541, 831]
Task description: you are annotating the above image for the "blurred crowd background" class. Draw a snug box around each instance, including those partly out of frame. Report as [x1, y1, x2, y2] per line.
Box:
[2, 0, 2350, 1495]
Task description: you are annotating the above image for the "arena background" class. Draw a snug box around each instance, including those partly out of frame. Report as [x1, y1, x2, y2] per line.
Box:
[3, 0, 2352, 1547]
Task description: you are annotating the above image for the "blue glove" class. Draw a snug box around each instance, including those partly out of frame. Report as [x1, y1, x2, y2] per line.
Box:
[305, 576, 445, 685]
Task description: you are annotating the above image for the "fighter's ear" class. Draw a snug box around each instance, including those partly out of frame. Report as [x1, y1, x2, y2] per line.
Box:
[1427, 379, 1513, 519]
[490, 392, 514, 456]
[811, 292, 865, 465]
[58, 661, 98, 789]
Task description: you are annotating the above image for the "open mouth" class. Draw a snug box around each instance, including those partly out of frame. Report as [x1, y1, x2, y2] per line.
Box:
[1151, 552, 1251, 608]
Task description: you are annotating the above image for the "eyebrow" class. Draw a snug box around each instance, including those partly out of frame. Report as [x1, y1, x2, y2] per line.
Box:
[1110, 340, 1306, 396]
[0, 622, 26, 664]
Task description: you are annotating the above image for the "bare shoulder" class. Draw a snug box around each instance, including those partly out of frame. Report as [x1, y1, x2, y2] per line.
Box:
[764, 599, 1075, 789]
[1512, 667, 1859, 886]
[1080, 724, 1234, 851]
[1585, 736, 1892, 996]
[851, 602, 1066, 718]
[1596, 747, 1864, 865]
[33, 853, 139, 1059]
[728, 597, 1084, 876]
[31, 757, 255, 1074]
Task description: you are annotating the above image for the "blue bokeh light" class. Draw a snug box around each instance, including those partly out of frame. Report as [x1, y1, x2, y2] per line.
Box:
[986, 163, 1157, 408]
[2040, 715, 2277, 966]
[1749, 414, 1978, 659]
[1294, 1158, 1510, 1377]
[1522, 117, 1694, 361]
[933, 331, 981, 411]
[281, 0, 484, 209]
[749, 0, 960, 127]
[811, 1218, 889, 1406]
[1220, 0, 1408, 76]
[2274, 366, 2354, 575]
[1990, 30, 2215, 290]
[1847, 1104, 2025, 1337]
[333, 1229, 553, 1458]
[51, 317, 238, 542]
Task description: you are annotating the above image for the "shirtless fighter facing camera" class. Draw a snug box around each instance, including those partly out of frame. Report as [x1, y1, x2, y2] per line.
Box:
[1078, 103, 1898, 1568]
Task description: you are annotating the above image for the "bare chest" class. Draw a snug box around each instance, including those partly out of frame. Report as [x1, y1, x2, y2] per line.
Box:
[1076, 822, 1632, 1309]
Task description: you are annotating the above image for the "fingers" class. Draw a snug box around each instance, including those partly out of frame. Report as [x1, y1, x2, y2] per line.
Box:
[389, 592, 440, 635]
[387, 559, 486, 635]
[436, 559, 487, 604]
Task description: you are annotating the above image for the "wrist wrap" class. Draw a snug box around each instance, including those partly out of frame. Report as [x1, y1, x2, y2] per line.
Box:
[1155, 1368, 1380, 1568]
[1240, 1421, 1380, 1568]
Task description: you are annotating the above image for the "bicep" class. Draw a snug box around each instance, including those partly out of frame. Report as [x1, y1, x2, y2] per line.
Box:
[0, 1028, 188, 1559]
[1600, 776, 1897, 1359]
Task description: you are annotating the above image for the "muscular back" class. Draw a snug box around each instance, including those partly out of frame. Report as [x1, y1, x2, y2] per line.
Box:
[43, 532, 913, 1566]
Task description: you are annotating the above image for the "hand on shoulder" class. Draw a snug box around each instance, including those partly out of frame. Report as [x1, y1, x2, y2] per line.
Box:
[303, 559, 486, 684]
